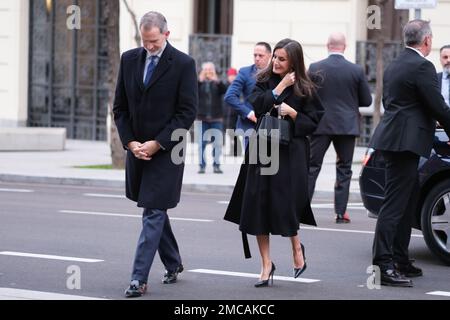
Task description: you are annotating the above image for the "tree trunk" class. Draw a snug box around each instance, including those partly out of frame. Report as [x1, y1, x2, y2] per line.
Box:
[106, 0, 125, 169]
[373, 34, 384, 130]
[372, 0, 388, 132]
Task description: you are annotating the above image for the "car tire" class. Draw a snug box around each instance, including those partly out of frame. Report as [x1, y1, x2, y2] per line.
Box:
[421, 179, 450, 265]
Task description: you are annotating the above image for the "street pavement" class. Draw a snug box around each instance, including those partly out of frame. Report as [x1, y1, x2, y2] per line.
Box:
[1, 140, 449, 302]
[0, 182, 449, 301]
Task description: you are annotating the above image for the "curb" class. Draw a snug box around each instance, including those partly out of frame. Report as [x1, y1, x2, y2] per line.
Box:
[0, 173, 362, 200]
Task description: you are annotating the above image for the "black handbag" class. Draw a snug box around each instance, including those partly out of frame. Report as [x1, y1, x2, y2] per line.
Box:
[257, 105, 291, 145]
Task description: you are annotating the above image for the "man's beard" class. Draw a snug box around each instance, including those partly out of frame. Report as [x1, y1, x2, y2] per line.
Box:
[444, 65, 450, 74]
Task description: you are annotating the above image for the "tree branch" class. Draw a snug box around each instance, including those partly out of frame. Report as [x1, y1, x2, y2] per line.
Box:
[122, 0, 141, 47]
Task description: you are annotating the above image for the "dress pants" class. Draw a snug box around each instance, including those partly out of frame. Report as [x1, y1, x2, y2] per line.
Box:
[131, 208, 182, 283]
[372, 151, 420, 270]
[308, 135, 356, 215]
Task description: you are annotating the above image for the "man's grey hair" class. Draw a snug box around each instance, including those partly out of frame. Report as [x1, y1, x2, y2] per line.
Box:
[403, 20, 432, 47]
[140, 11, 168, 33]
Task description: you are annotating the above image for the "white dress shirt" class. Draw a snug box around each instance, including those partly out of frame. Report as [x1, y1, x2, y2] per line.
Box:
[143, 41, 167, 82]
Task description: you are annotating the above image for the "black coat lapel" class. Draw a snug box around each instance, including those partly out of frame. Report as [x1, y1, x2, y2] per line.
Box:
[134, 48, 147, 91]
[146, 43, 174, 90]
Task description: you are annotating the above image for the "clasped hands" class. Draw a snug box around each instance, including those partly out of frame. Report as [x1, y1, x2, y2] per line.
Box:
[128, 141, 161, 161]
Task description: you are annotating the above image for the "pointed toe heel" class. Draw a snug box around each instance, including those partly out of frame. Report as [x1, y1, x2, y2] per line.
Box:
[293, 244, 307, 278]
[255, 262, 276, 288]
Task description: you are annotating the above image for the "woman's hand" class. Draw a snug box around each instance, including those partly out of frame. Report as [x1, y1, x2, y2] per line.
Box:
[278, 102, 298, 120]
[273, 72, 296, 96]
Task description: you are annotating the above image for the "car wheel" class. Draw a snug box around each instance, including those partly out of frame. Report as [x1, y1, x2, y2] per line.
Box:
[421, 180, 450, 265]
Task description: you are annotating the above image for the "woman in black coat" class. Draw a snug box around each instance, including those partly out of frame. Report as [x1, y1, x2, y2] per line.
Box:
[224, 39, 324, 287]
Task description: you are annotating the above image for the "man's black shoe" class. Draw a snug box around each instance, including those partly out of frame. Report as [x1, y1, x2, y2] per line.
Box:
[380, 269, 413, 287]
[124, 280, 147, 298]
[395, 262, 423, 277]
[162, 265, 184, 284]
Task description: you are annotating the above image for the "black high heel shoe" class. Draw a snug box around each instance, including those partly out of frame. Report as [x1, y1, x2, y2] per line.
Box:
[254, 262, 276, 287]
[293, 243, 307, 278]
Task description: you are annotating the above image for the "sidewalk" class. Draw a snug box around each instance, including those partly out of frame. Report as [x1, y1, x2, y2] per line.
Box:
[0, 139, 366, 199]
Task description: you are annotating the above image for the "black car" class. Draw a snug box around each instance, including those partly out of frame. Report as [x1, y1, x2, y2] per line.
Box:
[359, 129, 450, 265]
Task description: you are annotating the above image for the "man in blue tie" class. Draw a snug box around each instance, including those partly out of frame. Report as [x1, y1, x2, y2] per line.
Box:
[113, 11, 198, 298]
[437, 45, 450, 107]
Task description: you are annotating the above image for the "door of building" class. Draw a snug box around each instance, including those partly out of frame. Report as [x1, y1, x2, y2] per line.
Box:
[28, 0, 116, 140]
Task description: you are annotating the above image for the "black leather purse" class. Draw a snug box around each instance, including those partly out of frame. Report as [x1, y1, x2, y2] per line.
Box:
[257, 105, 291, 145]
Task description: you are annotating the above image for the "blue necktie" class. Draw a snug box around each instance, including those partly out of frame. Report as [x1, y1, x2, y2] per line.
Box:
[144, 56, 157, 86]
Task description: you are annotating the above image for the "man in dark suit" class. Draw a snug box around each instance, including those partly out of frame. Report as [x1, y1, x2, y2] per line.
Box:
[437, 45, 450, 107]
[113, 11, 197, 297]
[224, 42, 271, 148]
[308, 32, 372, 223]
[371, 20, 450, 287]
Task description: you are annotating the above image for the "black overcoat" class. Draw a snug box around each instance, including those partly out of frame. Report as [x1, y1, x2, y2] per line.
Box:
[224, 75, 324, 237]
[113, 43, 198, 209]
[370, 49, 450, 158]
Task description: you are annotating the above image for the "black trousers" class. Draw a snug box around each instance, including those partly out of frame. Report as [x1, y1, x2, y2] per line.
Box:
[372, 151, 420, 270]
[308, 135, 356, 215]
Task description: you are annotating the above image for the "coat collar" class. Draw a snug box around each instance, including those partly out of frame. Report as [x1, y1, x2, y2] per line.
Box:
[134, 42, 174, 91]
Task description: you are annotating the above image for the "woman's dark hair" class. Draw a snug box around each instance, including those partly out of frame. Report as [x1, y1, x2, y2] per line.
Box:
[257, 38, 316, 98]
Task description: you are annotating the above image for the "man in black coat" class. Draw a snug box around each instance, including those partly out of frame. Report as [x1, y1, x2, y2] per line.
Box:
[370, 20, 450, 287]
[308, 32, 372, 223]
[113, 11, 197, 297]
[437, 45, 450, 107]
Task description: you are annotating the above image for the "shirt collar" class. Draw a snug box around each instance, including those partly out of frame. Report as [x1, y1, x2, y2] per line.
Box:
[145, 41, 167, 60]
[406, 46, 425, 58]
[328, 52, 345, 57]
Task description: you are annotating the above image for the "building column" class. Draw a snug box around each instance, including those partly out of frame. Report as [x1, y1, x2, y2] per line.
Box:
[0, 0, 29, 127]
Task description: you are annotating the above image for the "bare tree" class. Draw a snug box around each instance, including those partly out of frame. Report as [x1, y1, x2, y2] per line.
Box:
[122, 0, 141, 47]
[372, 0, 389, 131]
[107, 0, 142, 169]
[106, 0, 125, 169]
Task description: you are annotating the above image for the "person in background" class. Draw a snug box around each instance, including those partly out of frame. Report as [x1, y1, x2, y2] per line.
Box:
[197, 62, 227, 174]
[307, 32, 372, 224]
[223, 67, 242, 157]
[438, 45, 450, 107]
[224, 42, 272, 149]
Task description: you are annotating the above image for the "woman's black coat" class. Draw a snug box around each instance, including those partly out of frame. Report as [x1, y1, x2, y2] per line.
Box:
[224, 75, 324, 238]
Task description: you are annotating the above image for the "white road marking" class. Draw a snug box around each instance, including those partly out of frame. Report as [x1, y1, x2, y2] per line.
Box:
[426, 291, 450, 297]
[189, 269, 320, 283]
[219, 201, 366, 210]
[83, 193, 125, 199]
[59, 210, 213, 222]
[301, 226, 424, 238]
[0, 251, 103, 263]
[0, 188, 34, 193]
[0, 288, 106, 300]
[311, 203, 365, 210]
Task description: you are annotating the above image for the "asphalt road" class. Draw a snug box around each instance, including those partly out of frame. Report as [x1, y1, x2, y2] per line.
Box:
[0, 181, 449, 301]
